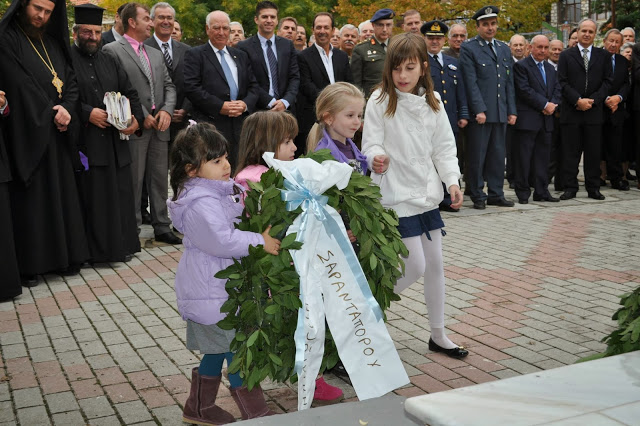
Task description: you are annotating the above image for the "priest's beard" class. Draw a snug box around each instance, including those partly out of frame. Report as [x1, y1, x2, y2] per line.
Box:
[77, 37, 100, 55]
[16, 9, 50, 39]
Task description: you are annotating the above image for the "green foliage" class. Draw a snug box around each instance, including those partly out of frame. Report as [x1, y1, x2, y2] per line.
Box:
[593, 0, 640, 34]
[216, 150, 407, 389]
[577, 285, 640, 363]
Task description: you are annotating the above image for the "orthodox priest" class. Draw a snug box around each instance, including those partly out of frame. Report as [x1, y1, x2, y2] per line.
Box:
[0, 0, 89, 283]
[70, 4, 143, 263]
[0, 89, 22, 301]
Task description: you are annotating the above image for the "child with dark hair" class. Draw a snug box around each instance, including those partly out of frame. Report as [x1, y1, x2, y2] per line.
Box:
[168, 123, 281, 423]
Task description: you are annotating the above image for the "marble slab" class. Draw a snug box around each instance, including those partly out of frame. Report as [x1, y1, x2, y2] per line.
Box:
[404, 351, 640, 425]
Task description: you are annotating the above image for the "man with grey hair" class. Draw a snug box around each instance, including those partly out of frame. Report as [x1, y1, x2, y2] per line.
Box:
[443, 23, 467, 59]
[277, 16, 297, 40]
[510, 34, 527, 62]
[184, 10, 258, 169]
[358, 20, 373, 42]
[621, 27, 635, 43]
[339, 24, 358, 58]
[229, 21, 245, 46]
[557, 18, 612, 200]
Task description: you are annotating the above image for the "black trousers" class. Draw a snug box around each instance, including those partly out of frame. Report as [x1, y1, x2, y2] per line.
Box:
[548, 116, 563, 190]
[561, 124, 602, 193]
[602, 120, 624, 184]
[514, 129, 552, 200]
[466, 122, 507, 202]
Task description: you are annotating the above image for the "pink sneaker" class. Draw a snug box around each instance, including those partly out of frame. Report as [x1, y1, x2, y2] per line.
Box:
[313, 376, 344, 406]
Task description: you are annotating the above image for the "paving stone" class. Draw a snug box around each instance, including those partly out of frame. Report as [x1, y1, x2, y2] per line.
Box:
[151, 405, 186, 426]
[45, 391, 80, 414]
[13, 387, 43, 409]
[52, 411, 85, 426]
[78, 396, 115, 419]
[17, 406, 50, 425]
[114, 400, 153, 423]
[0, 401, 14, 422]
[497, 358, 542, 375]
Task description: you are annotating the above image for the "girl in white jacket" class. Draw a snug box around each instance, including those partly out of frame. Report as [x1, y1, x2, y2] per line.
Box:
[362, 33, 467, 359]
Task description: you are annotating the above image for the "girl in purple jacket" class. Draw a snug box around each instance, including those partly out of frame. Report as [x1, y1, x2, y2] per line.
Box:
[167, 123, 280, 424]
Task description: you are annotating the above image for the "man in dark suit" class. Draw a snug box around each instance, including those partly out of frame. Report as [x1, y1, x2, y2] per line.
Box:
[102, 3, 126, 45]
[296, 12, 353, 153]
[633, 38, 640, 189]
[459, 6, 517, 209]
[557, 18, 612, 200]
[423, 20, 469, 212]
[601, 29, 630, 191]
[513, 35, 561, 204]
[103, 2, 180, 245]
[237, 1, 299, 114]
[184, 10, 258, 169]
[145, 2, 191, 137]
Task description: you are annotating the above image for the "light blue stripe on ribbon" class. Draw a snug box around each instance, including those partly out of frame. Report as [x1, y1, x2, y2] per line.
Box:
[281, 169, 383, 374]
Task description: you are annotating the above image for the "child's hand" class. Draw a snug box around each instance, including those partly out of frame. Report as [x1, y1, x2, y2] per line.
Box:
[449, 184, 463, 209]
[373, 155, 389, 174]
[347, 230, 357, 243]
[262, 225, 281, 255]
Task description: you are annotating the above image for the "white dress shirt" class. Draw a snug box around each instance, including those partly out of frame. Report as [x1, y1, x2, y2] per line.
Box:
[154, 33, 173, 60]
[209, 41, 239, 90]
[314, 43, 335, 84]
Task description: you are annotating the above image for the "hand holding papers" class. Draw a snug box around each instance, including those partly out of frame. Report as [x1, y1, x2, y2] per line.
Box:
[103, 92, 132, 140]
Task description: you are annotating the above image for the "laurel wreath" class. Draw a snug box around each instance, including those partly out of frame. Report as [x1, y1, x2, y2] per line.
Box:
[216, 150, 408, 389]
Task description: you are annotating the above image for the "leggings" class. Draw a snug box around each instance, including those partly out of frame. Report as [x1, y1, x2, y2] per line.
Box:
[395, 231, 446, 329]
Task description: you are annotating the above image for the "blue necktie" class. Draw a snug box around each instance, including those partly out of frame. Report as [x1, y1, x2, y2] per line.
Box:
[219, 50, 238, 100]
[612, 55, 615, 73]
[266, 39, 280, 99]
[538, 61, 546, 85]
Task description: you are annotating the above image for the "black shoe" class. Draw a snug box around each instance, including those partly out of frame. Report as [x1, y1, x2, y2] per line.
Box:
[509, 182, 515, 189]
[439, 204, 459, 212]
[599, 178, 607, 186]
[141, 209, 152, 225]
[626, 171, 637, 181]
[473, 200, 486, 210]
[59, 264, 81, 276]
[155, 232, 182, 245]
[428, 338, 469, 359]
[518, 198, 528, 204]
[124, 254, 134, 262]
[21, 275, 39, 288]
[611, 180, 630, 191]
[533, 195, 560, 202]
[559, 191, 576, 200]
[487, 197, 515, 207]
[588, 190, 605, 200]
[329, 361, 351, 384]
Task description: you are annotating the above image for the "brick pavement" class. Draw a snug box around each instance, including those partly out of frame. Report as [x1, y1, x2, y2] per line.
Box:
[1, 184, 639, 425]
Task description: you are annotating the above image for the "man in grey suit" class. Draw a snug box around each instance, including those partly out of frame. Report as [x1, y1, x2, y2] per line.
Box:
[459, 5, 517, 209]
[103, 2, 181, 245]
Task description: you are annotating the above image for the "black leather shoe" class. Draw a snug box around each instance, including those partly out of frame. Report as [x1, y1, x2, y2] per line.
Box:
[21, 275, 39, 288]
[588, 190, 605, 200]
[533, 195, 560, 202]
[611, 180, 630, 191]
[439, 204, 459, 212]
[509, 182, 515, 189]
[559, 191, 576, 200]
[626, 171, 637, 181]
[518, 198, 528, 204]
[141, 209, 152, 225]
[487, 197, 515, 207]
[124, 254, 133, 262]
[428, 338, 469, 359]
[599, 178, 607, 187]
[155, 232, 182, 245]
[473, 200, 486, 210]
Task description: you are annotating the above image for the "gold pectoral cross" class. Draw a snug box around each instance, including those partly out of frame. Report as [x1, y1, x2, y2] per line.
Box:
[52, 72, 63, 99]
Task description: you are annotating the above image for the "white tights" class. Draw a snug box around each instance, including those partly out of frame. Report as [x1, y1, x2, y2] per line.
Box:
[396, 231, 457, 349]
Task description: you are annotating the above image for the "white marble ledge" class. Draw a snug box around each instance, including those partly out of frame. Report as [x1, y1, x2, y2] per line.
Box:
[404, 351, 640, 425]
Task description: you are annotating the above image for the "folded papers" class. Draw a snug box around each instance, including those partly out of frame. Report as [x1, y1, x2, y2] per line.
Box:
[103, 92, 132, 140]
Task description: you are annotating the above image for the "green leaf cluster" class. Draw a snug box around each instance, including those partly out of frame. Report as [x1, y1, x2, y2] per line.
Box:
[577, 285, 640, 363]
[216, 150, 407, 389]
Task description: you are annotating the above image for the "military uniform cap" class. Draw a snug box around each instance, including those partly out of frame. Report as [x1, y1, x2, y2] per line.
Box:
[371, 8, 395, 23]
[421, 20, 448, 36]
[472, 5, 499, 21]
[74, 3, 105, 25]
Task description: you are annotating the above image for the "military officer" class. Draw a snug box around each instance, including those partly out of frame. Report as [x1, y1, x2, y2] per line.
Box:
[351, 8, 394, 99]
[459, 5, 517, 209]
[423, 20, 469, 212]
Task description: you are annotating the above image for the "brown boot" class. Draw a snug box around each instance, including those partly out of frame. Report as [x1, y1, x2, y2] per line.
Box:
[183, 367, 236, 425]
[230, 385, 276, 420]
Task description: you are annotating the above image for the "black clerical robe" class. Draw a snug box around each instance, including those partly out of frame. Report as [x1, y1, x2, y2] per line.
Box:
[0, 103, 21, 300]
[0, 23, 89, 275]
[70, 44, 144, 262]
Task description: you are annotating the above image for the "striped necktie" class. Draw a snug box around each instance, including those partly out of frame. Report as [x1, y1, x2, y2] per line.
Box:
[162, 42, 173, 70]
[138, 44, 155, 108]
[266, 39, 280, 99]
[582, 48, 589, 92]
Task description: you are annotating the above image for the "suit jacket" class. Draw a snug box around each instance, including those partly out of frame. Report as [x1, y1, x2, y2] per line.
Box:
[101, 29, 116, 46]
[459, 36, 517, 123]
[183, 43, 258, 145]
[513, 56, 561, 132]
[429, 53, 468, 133]
[604, 52, 630, 126]
[144, 37, 191, 112]
[298, 45, 353, 109]
[632, 42, 640, 111]
[351, 37, 385, 99]
[103, 37, 176, 142]
[557, 45, 612, 125]
[236, 35, 300, 111]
